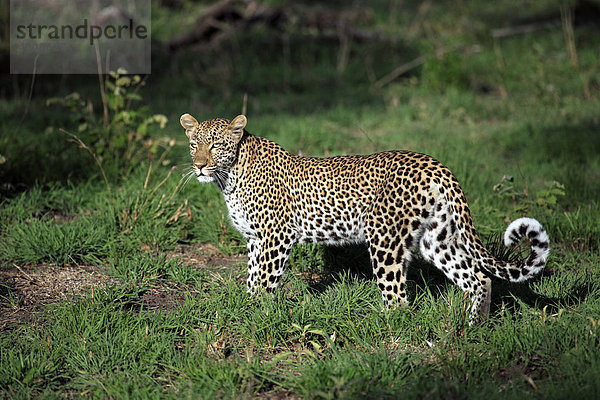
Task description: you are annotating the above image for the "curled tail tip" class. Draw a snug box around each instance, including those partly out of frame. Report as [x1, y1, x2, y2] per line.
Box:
[503, 217, 550, 279]
[504, 217, 548, 248]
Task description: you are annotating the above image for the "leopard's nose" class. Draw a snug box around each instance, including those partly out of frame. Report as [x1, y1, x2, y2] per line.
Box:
[194, 163, 205, 170]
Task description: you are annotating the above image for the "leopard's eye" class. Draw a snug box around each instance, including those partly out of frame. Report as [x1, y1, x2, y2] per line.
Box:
[210, 142, 223, 150]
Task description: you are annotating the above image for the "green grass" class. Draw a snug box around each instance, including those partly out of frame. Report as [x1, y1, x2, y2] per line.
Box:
[1, 0, 600, 398]
[2, 267, 600, 398]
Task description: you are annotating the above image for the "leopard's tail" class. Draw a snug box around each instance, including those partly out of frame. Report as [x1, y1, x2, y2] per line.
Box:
[501, 217, 550, 281]
[478, 217, 550, 282]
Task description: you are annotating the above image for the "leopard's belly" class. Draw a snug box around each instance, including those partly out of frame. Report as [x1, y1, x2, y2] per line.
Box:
[294, 208, 365, 245]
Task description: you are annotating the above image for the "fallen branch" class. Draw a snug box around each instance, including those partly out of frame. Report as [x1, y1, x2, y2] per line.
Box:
[374, 47, 453, 89]
[491, 20, 561, 39]
[165, 0, 378, 52]
[374, 45, 483, 89]
[166, 0, 284, 52]
[373, 54, 426, 89]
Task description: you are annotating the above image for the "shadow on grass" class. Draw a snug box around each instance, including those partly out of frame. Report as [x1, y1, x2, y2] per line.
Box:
[302, 244, 371, 295]
[489, 269, 599, 319]
[303, 241, 593, 320]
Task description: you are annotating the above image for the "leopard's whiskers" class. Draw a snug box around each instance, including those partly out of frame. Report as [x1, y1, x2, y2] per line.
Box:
[213, 168, 228, 191]
[180, 169, 196, 189]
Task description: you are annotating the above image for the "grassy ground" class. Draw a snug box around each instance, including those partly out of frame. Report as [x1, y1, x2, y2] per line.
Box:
[1, 1, 600, 398]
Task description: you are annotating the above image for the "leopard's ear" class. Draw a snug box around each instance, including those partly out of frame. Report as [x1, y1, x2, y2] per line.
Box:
[229, 115, 247, 141]
[180, 113, 199, 138]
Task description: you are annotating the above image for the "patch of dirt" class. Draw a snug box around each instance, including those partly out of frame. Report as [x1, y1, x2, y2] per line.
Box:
[255, 390, 301, 400]
[494, 354, 547, 392]
[0, 263, 120, 331]
[171, 242, 247, 286]
[0, 243, 247, 331]
[123, 283, 189, 315]
[172, 242, 247, 272]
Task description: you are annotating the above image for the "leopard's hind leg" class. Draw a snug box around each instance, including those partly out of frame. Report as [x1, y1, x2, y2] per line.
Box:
[366, 238, 412, 309]
[419, 202, 492, 324]
[363, 207, 423, 309]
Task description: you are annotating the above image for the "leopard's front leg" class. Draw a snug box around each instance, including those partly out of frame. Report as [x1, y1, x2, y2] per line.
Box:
[246, 235, 294, 296]
[246, 238, 261, 293]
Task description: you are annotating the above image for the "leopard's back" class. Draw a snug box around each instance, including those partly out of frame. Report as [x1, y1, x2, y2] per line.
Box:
[232, 138, 452, 246]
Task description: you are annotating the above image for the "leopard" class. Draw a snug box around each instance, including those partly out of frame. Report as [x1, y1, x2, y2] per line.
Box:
[180, 113, 550, 324]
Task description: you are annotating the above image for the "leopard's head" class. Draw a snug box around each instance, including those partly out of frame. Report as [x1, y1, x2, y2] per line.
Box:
[180, 113, 247, 184]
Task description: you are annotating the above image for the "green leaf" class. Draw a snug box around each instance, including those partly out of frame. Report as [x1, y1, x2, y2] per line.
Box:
[126, 93, 142, 101]
[116, 77, 131, 87]
[46, 97, 64, 106]
[151, 114, 168, 129]
[112, 134, 127, 149]
[116, 111, 132, 124]
[138, 123, 147, 135]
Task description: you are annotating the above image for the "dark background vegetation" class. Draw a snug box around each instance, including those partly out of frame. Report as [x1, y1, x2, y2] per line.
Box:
[1, 0, 600, 398]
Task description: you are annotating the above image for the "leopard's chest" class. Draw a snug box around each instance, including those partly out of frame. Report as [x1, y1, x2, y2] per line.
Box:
[223, 191, 255, 238]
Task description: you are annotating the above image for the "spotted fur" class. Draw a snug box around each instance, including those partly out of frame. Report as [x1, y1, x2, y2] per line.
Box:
[181, 113, 550, 323]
